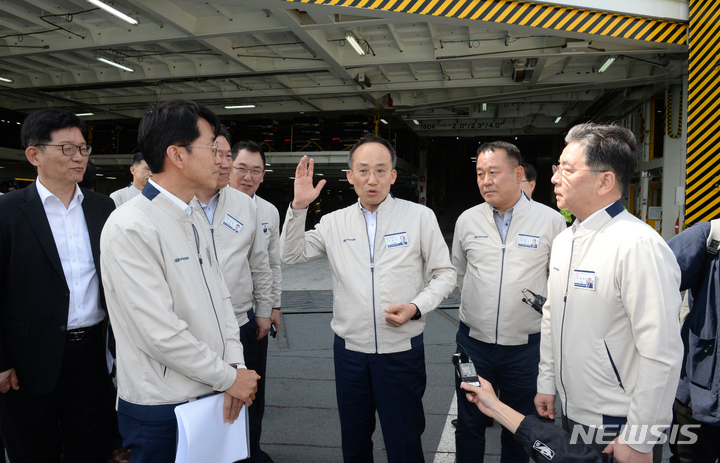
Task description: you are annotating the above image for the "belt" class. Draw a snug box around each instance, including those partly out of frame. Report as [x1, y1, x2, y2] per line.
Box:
[66, 322, 102, 342]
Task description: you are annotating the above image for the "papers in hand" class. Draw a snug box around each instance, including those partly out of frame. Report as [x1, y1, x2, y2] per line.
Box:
[174, 393, 249, 463]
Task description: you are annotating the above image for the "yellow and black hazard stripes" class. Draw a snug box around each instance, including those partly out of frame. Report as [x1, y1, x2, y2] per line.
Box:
[685, 0, 720, 225]
[287, 0, 687, 45]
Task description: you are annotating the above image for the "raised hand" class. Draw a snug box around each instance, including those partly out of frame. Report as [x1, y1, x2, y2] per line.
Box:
[291, 155, 327, 210]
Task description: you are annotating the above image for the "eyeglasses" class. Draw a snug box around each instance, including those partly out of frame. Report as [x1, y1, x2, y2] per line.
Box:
[552, 165, 604, 178]
[353, 168, 390, 178]
[233, 166, 263, 178]
[185, 142, 218, 156]
[37, 144, 92, 156]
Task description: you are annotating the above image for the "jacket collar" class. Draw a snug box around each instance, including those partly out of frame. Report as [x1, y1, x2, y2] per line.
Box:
[356, 193, 396, 216]
[574, 200, 624, 235]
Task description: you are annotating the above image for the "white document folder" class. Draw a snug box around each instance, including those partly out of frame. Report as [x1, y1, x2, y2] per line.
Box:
[174, 393, 249, 463]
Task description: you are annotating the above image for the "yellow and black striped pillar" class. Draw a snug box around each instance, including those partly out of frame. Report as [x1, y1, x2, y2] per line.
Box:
[685, 0, 720, 225]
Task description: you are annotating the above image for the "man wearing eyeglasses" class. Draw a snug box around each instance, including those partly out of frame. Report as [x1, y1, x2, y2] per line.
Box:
[195, 128, 273, 463]
[0, 108, 117, 462]
[535, 123, 683, 463]
[280, 134, 456, 463]
[229, 140, 282, 463]
[100, 99, 259, 463]
[452, 141, 565, 463]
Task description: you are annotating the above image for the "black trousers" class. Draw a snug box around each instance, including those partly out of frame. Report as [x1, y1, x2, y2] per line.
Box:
[669, 398, 720, 463]
[0, 324, 115, 463]
[239, 318, 263, 463]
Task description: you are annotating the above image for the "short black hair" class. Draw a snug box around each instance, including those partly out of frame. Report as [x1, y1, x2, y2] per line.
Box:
[347, 134, 396, 169]
[78, 160, 96, 190]
[565, 123, 638, 192]
[232, 140, 265, 167]
[522, 162, 537, 182]
[137, 99, 220, 174]
[477, 141, 522, 167]
[21, 108, 88, 148]
[218, 125, 232, 146]
[131, 152, 144, 167]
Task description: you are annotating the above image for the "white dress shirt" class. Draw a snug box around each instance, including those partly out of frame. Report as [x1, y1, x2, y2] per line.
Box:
[360, 200, 379, 260]
[36, 178, 104, 329]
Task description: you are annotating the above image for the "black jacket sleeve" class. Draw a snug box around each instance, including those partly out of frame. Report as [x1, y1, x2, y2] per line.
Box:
[514, 416, 619, 463]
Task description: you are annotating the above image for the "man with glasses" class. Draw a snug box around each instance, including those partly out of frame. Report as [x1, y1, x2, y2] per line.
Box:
[109, 152, 152, 207]
[195, 128, 273, 463]
[280, 134, 456, 462]
[452, 141, 565, 463]
[229, 140, 282, 463]
[100, 99, 259, 463]
[535, 123, 683, 463]
[0, 108, 117, 462]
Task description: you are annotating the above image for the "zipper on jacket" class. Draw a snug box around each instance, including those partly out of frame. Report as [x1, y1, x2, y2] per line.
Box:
[369, 225, 379, 354]
[604, 341, 625, 391]
[192, 223, 225, 360]
[494, 244, 507, 344]
[559, 239, 575, 418]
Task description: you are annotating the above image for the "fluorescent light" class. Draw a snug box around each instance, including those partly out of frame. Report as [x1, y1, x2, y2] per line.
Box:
[413, 120, 419, 125]
[482, 103, 487, 111]
[265, 169, 273, 172]
[224, 104, 255, 109]
[380, 119, 388, 125]
[96, 173, 104, 176]
[555, 117, 562, 123]
[106, 176, 117, 179]
[341, 169, 349, 172]
[598, 57, 616, 74]
[0, 77, 12, 83]
[86, 0, 138, 25]
[316, 173, 324, 176]
[346, 34, 366, 56]
[97, 57, 134, 72]
[76, 112, 94, 117]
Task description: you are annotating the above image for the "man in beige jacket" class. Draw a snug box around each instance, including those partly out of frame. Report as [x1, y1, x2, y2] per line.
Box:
[280, 134, 456, 463]
[101, 99, 259, 463]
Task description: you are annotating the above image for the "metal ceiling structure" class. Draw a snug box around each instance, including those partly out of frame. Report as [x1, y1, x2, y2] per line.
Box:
[0, 0, 688, 140]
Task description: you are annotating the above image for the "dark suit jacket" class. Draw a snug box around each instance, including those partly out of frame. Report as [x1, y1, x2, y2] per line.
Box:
[0, 183, 115, 395]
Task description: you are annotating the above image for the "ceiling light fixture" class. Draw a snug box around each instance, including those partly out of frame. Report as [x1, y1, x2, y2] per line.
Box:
[598, 56, 616, 74]
[86, 0, 138, 25]
[413, 120, 419, 125]
[0, 76, 12, 83]
[76, 112, 94, 117]
[346, 34, 366, 56]
[555, 116, 562, 123]
[97, 57, 134, 72]
[482, 103, 487, 111]
[224, 104, 255, 109]
[380, 119, 388, 125]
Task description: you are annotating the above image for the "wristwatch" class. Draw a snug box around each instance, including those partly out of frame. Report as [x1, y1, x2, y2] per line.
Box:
[410, 304, 422, 321]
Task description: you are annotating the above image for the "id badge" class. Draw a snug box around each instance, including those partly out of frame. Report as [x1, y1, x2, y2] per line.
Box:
[385, 232, 409, 249]
[221, 214, 243, 235]
[574, 270, 596, 290]
[517, 234, 540, 249]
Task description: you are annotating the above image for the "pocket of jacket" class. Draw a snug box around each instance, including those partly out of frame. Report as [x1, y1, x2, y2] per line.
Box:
[686, 331, 716, 390]
[603, 340, 625, 392]
[2, 319, 30, 337]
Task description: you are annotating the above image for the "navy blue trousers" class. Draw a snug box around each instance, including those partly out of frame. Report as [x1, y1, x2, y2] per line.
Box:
[455, 324, 539, 463]
[117, 399, 180, 463]
[333, 335, 426, 463]
[239, 317, 262, 463]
